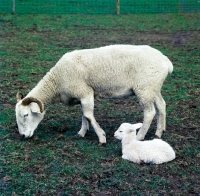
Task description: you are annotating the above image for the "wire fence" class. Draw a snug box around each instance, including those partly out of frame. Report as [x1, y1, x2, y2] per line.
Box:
[1, 0, 200, 14]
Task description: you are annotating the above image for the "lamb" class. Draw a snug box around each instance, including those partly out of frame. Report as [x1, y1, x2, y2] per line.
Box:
[15, 45, 173, 144]
[114, 123, 176, 164]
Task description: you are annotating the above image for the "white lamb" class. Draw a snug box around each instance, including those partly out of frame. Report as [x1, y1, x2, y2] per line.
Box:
[15, 45, 173, 144]
[114, 123, 176, 164]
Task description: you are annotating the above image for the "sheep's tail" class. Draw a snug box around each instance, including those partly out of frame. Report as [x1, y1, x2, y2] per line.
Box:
[164, 55, 173, 74]
[168, 60, 173, 74]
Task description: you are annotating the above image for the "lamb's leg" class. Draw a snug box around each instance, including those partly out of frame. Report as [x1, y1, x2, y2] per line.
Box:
[136, 102, 156, 141]
[78, 115, 89, 137]
[122, 152, 141, 164]
[154, 93, 166, 138]
[80, 95, 106, 144]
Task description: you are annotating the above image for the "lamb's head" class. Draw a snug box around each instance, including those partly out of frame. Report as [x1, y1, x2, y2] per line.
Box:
[15, 92, 45, 139]
[114, 123, 143, 141]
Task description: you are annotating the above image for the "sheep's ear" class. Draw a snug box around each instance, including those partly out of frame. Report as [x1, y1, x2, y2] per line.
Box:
[22, 97, 44, 113]
[132, 123, 143, 130]
[16, 92, 24, 102]
[30, 102, 41, 114]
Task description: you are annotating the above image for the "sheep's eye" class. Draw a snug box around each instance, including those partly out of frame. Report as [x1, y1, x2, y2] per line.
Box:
[24, 114, 28, 118]
[119, 131, 123, 133]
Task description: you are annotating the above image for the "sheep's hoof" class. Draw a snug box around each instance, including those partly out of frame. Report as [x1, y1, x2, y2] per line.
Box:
[136, 135, 144, 141]
[99, 135, 106, 144]
[99, 137, 106, 145]
[77, 133, 85, 137]
[155, 132, 162, 138]
[154, 135, 161, 139]
[99, 140, 106, 145]
[155, 129, 164, 138]
[98, 142, 106, 146]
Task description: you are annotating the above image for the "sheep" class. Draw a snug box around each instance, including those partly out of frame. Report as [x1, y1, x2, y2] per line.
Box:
[15, 45, 173, 144]
[114, 123, 176, 164]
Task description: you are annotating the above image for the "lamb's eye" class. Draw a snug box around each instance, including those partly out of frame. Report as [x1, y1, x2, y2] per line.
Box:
[119, 131, 123, 133]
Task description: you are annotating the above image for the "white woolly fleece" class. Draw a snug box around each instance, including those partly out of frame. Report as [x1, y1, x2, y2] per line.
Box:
[16, 45, 173, 143]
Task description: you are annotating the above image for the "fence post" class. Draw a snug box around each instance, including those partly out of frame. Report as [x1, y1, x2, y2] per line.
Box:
[116, 0, 120, 15]
[12, 0, 15, 14]
[178, 0, 182, 13]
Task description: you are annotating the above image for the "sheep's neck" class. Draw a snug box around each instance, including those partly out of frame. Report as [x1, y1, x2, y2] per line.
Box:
[27, 67, 61, 107]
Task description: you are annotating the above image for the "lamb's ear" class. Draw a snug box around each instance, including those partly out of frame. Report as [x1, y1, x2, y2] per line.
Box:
[129, 129, 135, 133]
[132, 123, 143, 130]
[16, 92, 24, 102]
[22, 97, 44, 113]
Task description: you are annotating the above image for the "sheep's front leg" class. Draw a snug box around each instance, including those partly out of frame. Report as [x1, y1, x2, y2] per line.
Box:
[80, 95, 106, 144]
[78, 115, 89, 137]
[154, 93, 166, 138]
[136, 103, 156, 141]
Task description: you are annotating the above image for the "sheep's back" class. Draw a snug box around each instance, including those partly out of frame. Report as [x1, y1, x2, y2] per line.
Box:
[57, 45, 172, 98]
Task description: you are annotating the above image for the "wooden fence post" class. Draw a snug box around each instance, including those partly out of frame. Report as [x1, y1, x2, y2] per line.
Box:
[116, 0, 120, 15]
[178, 0, 182, 13]
[12, 0, 15, 14]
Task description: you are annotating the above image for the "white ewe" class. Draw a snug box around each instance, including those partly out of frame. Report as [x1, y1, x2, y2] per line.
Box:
[114, 123, 176, 164]
[15, 45, 173, 144]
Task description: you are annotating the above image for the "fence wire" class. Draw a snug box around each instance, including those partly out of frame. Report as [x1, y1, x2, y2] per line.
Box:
[1, 0, 200, 14]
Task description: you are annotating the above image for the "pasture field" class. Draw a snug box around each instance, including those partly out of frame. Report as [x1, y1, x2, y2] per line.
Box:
[0, 13, 200, 195]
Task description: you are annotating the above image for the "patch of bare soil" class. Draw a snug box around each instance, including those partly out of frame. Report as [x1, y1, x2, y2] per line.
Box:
[50, 29, 200, 50]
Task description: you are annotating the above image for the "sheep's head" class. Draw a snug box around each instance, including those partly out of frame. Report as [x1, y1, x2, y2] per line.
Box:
[114, 123, 143, 141]
[15, 92, 45, 139]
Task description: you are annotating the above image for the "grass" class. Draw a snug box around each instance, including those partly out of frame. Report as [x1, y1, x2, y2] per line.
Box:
[0, 13, 200, 195]
[1, 0, 200, 14]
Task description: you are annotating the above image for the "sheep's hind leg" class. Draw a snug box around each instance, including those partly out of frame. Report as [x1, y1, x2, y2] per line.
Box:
[80, 95, 106, 144]
[78, 115, 89, 137]
[136, 102, 156, 141]
[154, 93, 166, 138]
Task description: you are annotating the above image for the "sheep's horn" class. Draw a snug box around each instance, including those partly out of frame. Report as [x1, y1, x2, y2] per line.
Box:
[22, 97, 44, 113]
[16, 92, 24, 102]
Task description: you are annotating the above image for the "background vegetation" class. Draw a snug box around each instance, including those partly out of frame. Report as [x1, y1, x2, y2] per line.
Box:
[1, 0, 200, 14]
[0, 13, 200, 195]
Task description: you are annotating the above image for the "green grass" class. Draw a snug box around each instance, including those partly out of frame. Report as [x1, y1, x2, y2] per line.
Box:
[0, 13, 200, 195]
[1, 0, 200, 14]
